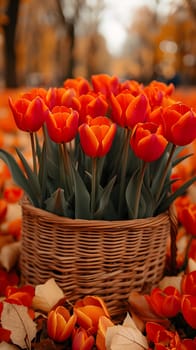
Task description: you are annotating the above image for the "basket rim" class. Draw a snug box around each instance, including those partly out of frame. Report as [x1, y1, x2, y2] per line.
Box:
[21, 198, 170, 228]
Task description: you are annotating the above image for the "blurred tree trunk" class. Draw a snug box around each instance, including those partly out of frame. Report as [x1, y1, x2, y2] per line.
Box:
[3, 0, 20, 87]
[56, 0, 76, 78]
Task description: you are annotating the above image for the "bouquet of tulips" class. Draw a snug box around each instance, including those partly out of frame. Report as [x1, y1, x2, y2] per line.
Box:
[0, 74, 196, 220]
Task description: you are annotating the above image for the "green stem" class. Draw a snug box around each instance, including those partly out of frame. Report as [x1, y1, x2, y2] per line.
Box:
[133, 161, 147, 219]
[118, 128, 131, 217]
[155, 143, 176, 203]
[61, 143, 73, 196]
[91, 157, 97, 218]
[30, 132, 37, 175]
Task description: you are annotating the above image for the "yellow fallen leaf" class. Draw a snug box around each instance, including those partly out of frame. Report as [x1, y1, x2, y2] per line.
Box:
[1, 302, 37, 349]
[106, 313, 148, 350]
[32, 278, 64, 312]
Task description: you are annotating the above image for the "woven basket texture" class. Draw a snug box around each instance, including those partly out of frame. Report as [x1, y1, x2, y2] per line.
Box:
[20, 201, 170, 321]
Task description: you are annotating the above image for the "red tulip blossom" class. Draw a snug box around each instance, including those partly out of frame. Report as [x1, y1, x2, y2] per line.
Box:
[91, 74, 120, 97]
[9, 96, 48, 132]
[64, 77, 91, 95]
[22, 87, 47, 101]
[79, 116, 116, 158]
[179, 203, 196, 237]
[162, 103, 196, 146]
[146, 322, 181, 349]
[47, 305, 77, 342]
[181, 271, 196, 296]
[130, 122, 168, 162]
[46, 87, 81, 111]
[110, 92, 150, 128]
[78, 93, 108, 125]
[72, 327, 95, 350]
[147, 286, 181, 318]
[144, 80, 174, 110]
[46, 106, 79, 143]
[181, 295, 196, 329]
[120, 79, 144, 96]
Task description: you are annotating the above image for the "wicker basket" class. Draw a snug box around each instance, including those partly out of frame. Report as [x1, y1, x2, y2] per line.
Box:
[20, 201, 171, 321]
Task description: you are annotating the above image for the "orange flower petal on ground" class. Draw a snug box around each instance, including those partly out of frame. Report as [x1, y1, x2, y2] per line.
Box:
[0, 327, 11, 342]
[5, 285, 35, 307]
[47, 305, 77, 342]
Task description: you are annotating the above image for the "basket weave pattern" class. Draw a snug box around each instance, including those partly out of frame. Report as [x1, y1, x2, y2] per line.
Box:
[20, 201, 170, 320]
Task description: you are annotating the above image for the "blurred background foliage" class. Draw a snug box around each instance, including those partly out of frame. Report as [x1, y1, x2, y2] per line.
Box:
[0, 0, 195, 88]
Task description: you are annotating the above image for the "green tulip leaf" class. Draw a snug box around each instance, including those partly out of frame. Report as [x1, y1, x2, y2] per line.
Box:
[73, 167, 91, 219]
[94, 175, 117, 219]
[44, 188, 70, 216]
[0, 149, 40, 207]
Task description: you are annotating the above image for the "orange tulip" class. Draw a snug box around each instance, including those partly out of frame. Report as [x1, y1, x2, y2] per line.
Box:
[130, 122, 168, 162]
[181, 271, 196, 296]
[72, 327, 95, 350]
[144, 80, 174, 109]
[146, 322, 181, 349]
[9, 96, 48, 132]
[162, 103, 196, 146]
[148, 286, 181, 318]
[110, 92, 150, 128]
[96, 315, 114, 350]
[74, 296, 110, 334]
[46, 106, 79, 143]
[91, 74, 120, 97]
[120, 79, 144, 96]
[181, 295, 196, 329]
[179, 203, 196, 237]
[47, 305, 77, 342]
[46, 87, 80, 111]
[22, 87, 47, 101]
[79, 93, 108, 124]
[64, 77, 91, 95]
[79, 116, 116, 158]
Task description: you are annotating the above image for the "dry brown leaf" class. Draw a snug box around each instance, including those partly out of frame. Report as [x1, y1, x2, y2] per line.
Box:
[0, 342, 19, 350]
[187, 257, 196, 272]
[0, 242, 21, 271]
[158, 275, 182, 292]
[32, 278, 64, 313]
[1, 302, 37, 349]
[106, 313, 148, 350]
